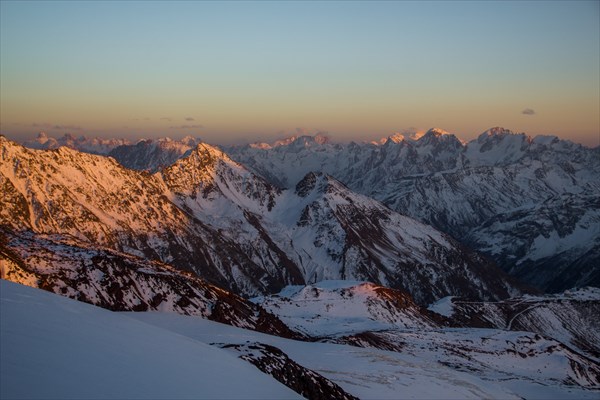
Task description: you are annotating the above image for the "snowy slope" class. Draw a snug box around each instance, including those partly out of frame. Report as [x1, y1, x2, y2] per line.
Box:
[436, 288, 600, 358]
[3, 267, 598, 399]
[271, 172, 526, 305]
[131, 308, 600, 399]
[252, 281, 442, 336]
[466, 193, 600, 291]
[0, 136, 304, 295]
[0, 280, 301, 400]
[0, 230, 300, 338]
[22, 128, 598, 292]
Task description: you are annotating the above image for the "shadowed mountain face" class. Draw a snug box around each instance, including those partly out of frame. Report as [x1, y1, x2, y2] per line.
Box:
[224, 128, 600, 292]
[432, 288, 600, 359]
[1, 135, 525, 304]
[0, 230, 301, 339]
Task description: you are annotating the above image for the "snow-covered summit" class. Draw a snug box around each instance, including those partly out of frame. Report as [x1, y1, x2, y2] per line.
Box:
[253, 281, 440, 336]
[420, 127, 452, 138]
[224, 127, 599, 293]
[478, 126, 520, 139]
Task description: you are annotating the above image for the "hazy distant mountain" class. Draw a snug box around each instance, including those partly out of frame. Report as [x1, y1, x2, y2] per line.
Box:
[108, 136, 202, 172]
[23, 132, 131, 154]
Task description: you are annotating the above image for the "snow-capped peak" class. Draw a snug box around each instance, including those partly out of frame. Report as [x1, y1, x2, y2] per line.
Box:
[385, 133, 408, 144]
[478, 126, 517, 141]
[382, 128, 453, 144]
[249, 142, 274, 150]
[290, 135, 331, 149]
[424, 127, 452, 137]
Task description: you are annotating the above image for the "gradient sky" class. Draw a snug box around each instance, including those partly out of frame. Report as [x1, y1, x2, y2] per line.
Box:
[1, 1, 599, 145]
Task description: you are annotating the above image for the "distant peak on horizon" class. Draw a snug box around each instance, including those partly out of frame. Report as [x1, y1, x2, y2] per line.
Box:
[480, 126, 518, 137]
[7, 126, 596, 152]
[383, 127, 456, 145]
[248, 132, 331, 149]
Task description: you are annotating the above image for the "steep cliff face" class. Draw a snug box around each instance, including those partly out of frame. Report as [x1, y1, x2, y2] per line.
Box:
[0, 136, 303, 296]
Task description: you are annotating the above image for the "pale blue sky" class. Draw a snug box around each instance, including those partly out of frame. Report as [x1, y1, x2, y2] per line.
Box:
[1, 1, 599, 145]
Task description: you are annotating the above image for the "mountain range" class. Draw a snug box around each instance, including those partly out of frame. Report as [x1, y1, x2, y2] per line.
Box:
[1, 135, 524, 304]
[21, 127, 598, 293]
[223, 127, 600, 292]
[1, 128, 599, 399]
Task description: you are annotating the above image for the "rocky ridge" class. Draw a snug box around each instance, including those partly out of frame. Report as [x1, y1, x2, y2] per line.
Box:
[224, 127, 600, 291]
[1, 135, 526, 304]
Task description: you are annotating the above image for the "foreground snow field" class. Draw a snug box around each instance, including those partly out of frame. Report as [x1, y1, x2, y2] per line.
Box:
[2, 280, 598, 399]
[0, 280, 300, 400]
[131, 303, 600, 399]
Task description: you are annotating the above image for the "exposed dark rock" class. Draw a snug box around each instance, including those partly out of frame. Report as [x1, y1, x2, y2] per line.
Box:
[218, 342, 358, 400]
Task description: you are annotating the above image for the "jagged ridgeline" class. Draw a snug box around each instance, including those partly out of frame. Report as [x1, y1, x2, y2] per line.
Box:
[16, 128, 600, 293]
[1, 135, 525, 304]
[224, 128, 600, 292]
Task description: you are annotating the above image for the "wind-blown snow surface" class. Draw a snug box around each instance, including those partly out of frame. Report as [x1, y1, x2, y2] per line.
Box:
[3, 280, 599, 400]
[0, 280, 300, 400]
[130, 310, 600, 400]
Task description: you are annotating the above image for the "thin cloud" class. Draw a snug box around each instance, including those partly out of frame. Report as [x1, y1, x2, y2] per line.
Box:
[522, 108, 536, 115]
[32, 123, 84, 131]
[31, 123, 53, 128]
[170, 124, 203, 129]
[160, 117, 173, 122]
[185, 117, 195, 121]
